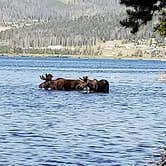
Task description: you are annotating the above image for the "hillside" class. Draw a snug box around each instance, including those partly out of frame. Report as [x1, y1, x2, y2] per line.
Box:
[0, 0, 162, 57]
[0, 0, 67, 22]
[0, 13, 157, 48]
[0, 0, 122, 21]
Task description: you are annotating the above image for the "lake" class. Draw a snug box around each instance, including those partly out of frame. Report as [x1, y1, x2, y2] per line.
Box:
[0, 56, 166, 165]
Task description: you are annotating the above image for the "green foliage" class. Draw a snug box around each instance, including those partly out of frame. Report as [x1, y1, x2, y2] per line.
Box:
[155, 10, 166, 36]
[0, 46, 11, 54]
[120, 0, 166, 34]
[14, 47, 23, 54]
[0, 12, 158, 50]
[134, 49, 143, 57]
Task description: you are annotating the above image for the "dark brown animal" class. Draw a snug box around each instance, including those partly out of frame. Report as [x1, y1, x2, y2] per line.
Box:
[40, 73, 53, 81]
[81, 76, 109, 93]
[39, 74, 87, 91]
[39, 78, 64, 90]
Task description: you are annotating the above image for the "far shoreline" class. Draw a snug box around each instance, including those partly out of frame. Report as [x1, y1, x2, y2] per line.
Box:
[0, 53, 166, 61]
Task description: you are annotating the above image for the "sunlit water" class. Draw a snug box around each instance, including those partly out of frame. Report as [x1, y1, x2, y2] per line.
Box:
[0, 56, 166, 166]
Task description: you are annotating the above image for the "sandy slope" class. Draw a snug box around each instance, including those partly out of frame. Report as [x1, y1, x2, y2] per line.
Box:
[0, 25, 11, 32]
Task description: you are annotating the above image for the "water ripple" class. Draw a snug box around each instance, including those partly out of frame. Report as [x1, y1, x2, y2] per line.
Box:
[0, 57, 166, 165]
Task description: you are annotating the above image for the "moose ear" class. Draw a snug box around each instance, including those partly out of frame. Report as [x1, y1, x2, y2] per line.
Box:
[79, 77, 83, 81]
[83, 76, 88, 79]
[50, 74, 53, 78]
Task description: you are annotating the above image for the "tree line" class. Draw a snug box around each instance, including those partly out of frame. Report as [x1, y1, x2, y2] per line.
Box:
[0, 0, 164, 56]
[0, 13, 158, 50]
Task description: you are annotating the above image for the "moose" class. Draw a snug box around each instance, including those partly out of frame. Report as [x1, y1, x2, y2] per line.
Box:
[39, 73, 109, 93]
[80, 76, 109, 93]
[39, 73, 87, 91]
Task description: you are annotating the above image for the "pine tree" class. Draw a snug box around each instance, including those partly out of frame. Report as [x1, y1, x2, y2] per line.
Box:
[155, 10, 166, 36]
[120, 0, 166, 36]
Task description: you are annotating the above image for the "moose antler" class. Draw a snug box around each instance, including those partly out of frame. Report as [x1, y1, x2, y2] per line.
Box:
[40, 73, 53, 81]
[40, 75, 46, 80]
[82, 76, 89, 82]
[80, 76, 88, 80]
[46, 73, 53, 81]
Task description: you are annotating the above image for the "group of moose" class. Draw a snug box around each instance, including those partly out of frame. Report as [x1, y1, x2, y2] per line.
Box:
[39, 73, 109, 93]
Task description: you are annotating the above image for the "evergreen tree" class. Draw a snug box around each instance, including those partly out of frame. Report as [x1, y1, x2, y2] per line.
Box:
[120, 0, 166, 36]
[155, 10, 166, 36]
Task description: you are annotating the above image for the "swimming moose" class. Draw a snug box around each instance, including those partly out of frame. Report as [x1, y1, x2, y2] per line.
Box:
[80, 76, 109, 93]
[39, 74, 109, 93]
[39, 73, 87, 91]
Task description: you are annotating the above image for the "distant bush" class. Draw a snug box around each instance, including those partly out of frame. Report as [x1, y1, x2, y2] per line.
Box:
[134, 49, 143, 57]
[0, 46, 11, 54]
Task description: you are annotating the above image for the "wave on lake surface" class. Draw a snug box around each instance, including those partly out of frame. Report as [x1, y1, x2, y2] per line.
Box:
[0, 56, 166, 165]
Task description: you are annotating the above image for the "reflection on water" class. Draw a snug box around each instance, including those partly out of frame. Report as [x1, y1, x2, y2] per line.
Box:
[0, 56, 166, 165]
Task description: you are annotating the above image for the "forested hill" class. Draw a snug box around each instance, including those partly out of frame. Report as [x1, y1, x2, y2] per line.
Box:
[0, 13, 156, 49]
[0, 0, 67, 21]
[0, 0, 158, 52]
[0, 0, 121, 21]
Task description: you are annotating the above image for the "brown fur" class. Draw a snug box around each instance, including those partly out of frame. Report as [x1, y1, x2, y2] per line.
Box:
[39, 74, 87, 91]
[81, 76, 109, 93]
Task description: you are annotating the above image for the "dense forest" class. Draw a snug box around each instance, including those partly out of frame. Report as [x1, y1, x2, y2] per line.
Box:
[0, 0, 161, 54]
[0, 0, 122, 21]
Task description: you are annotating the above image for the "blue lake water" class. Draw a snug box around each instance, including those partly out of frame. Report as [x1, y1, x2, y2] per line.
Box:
[0, 56, 166, 165]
